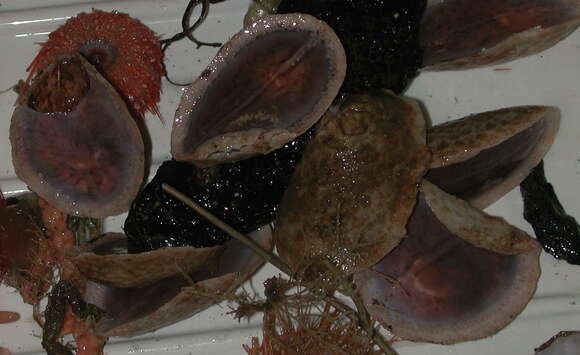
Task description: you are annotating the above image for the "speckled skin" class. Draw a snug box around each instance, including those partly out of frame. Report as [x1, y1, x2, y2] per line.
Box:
[427, 106, 559, 208]
[73, 233, 225, 288]
[429, 106, 548, 168]
[274, 91, 430, 274]
[422, 181, 537, 255]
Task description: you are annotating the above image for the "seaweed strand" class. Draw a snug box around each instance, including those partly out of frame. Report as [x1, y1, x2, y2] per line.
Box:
[160, 0, 222, 53]
[159, 0, 224, 86]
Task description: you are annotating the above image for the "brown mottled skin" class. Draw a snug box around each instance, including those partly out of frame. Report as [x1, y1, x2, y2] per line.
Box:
[422, 181, 537, 255]
[275, 91, 431, 274]
[426, 106, 559, 208]
[428, 106, 548, 168]
[73, 233, 225, 288]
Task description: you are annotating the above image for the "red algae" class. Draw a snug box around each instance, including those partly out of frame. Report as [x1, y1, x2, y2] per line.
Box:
[241, 278, 383, 355]
[59, 307, 105, 355]
[27, 10, 164, 119]
[38, 198, 82, 286]
[0, 191, 54, 304]
[0, 217, 19, 355]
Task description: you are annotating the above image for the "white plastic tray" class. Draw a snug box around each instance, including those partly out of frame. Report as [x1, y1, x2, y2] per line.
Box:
[1, 1, 580, 354]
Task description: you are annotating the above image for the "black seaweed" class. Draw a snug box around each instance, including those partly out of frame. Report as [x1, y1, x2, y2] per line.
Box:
[42, 281, 102, 355]
[124, 129, 314, 253]
[521, 161, 580, 265]
[277, 0, 426, 95]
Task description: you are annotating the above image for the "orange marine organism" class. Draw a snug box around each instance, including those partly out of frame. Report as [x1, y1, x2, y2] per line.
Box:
[27, 10, 164, 119]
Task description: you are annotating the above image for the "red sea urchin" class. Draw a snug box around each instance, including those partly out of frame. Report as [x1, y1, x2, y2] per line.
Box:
[27, 10, 164, 119]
